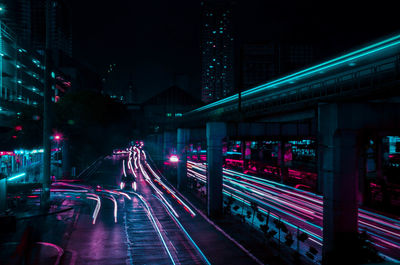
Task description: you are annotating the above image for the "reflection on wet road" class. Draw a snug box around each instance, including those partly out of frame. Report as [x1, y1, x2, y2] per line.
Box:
[61, 147, 209, 265]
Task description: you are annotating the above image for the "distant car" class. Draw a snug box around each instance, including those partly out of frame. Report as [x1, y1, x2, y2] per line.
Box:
[113, 149, 128, 155]
[120, 173, 137, 191]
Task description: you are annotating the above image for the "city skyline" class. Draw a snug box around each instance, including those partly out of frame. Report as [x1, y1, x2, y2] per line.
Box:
[1, 1, 400, 264]
[70, 0, 400, 103]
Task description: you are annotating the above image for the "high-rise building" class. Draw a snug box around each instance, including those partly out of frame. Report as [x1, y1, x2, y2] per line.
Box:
[0, 21, 45, 113]
[200, 0, 234, 104]
[3, 0, 72, 57]
[241, 42, 314, 90]
[1, 0, 32, 46]
[241, 43, 276, 90]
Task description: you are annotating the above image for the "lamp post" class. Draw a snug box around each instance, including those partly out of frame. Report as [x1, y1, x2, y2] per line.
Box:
[0, 8, 8, 212]
[53, 134, 62, 180]
[41, 0, 52, 209]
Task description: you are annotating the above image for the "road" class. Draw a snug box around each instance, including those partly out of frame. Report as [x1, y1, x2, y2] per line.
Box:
[187, 160, 400, 263]
[56, 147, 259, 265]
[57, 149, 208, 265]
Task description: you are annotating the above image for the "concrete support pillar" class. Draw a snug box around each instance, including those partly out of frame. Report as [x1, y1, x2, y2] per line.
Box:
[62, 138, 70, 178]
[278, 138, 288, 183]
[323, 130, 359, 263]
[240, 140, 245, 172]
[317, 133, 323, 194]
[163, 131, 174, 160]
[244, 141, 251, 171]
[319, 103, 359, 264]
[206, 122, 226, 218]
[358, 136, 369, 206]
[376, 137, 390, 208]
[177, 128, 190, 190]
[11, 156, 15, 173]
[157, 133, 163, 162]
[196, 143, 202, 161]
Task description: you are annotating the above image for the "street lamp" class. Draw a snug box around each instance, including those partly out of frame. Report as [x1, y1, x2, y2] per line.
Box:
[52, 133, 62, 180]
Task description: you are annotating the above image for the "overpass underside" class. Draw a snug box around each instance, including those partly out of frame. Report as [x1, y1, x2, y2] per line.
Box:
[146, 34, 400, 264]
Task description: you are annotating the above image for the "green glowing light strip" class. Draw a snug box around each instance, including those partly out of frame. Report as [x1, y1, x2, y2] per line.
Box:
[188, 34, 400, 114]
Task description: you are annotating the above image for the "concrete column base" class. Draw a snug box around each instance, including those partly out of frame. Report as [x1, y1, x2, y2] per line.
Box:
[177, 128, 190, 190]
[207, 122, 226, 218]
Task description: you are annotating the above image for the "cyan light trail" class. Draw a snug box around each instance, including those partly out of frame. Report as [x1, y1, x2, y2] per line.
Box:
[187, 33, 400, 115]
[187, 160, 400, 261]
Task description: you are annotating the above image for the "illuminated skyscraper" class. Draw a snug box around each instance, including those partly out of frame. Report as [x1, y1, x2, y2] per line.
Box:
[0, 22, 45, 111]
[200, 0, 234, 104]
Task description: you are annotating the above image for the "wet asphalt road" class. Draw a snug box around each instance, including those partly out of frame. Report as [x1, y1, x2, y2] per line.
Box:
[61, 155, 206, 265]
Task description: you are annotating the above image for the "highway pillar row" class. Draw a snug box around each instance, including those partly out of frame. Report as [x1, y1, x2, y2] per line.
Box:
[206, 122, 226, 218]
[177, 128, 190, 190]
[163, 131, 175, 160]
[318, 103, 360, 264]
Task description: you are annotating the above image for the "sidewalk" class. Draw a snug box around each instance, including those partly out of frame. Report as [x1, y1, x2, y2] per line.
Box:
[177, 188, 315, 265]
[0, 196, 81, 265]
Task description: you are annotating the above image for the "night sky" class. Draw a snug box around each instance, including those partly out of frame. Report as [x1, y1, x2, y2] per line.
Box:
[71, 0, 400, 102]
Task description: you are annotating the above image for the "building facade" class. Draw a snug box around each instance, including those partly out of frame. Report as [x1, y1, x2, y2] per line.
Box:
[241, 42, 314, 90]
[3, 0, 72, 57]
[200, 0, 234, 104]
[0, 22, 45, 116]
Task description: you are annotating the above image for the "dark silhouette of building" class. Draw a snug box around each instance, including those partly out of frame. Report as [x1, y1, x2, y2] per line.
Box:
[241, 42, 314, 90]
[200, 0, 235, 103]
[141, 85, 202, 135]
[3, 0, 72, 57]
[54, 53, 102, 93]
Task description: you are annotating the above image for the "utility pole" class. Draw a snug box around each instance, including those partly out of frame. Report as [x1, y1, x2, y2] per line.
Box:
[41, 0, 52, 209]
[238, 46, 243, 118]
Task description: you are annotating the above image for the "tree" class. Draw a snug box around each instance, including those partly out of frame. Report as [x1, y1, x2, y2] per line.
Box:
[1, 105, 43, 150]
[54, 91, 135, 171]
